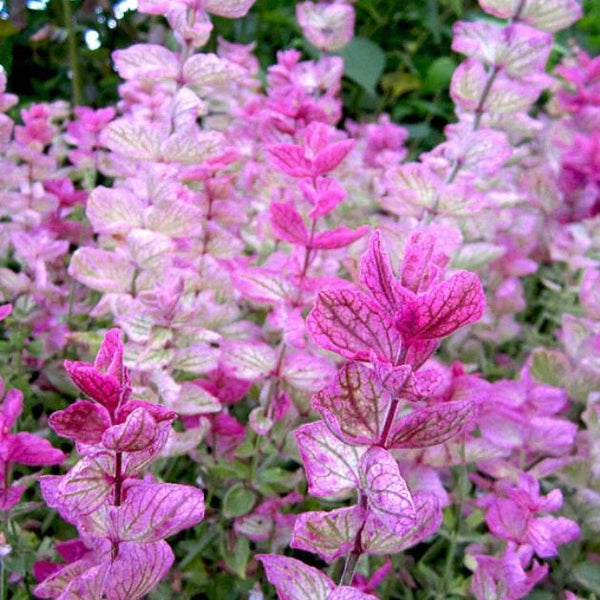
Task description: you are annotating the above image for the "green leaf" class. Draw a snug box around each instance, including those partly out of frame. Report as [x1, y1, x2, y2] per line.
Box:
[209, 461, 250, 480]
[337, 37, 386, 94]
[224, 537, 250, 579]
[424, 57, 457, 93]
[572, 562, 600, 594]
[222, 483, 256, 518]
[530, 348, 570, 387]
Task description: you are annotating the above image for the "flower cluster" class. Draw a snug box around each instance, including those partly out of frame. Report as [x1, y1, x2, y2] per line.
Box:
[34, 330, 205, 599]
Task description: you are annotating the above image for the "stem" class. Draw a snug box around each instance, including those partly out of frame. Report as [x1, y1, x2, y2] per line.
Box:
[339, 493, 368, 587]
[249, 343, 288, 479]
[201, 180, 215, 255]
[379, 398, 400, 448]
[114, 452, 123, 506]
[442, 437, 467, 592]
[62, 0, 82, 106]
[339, 551, 361, 586]
[472, 66, 500, 132]
[0, 556, 5, 600]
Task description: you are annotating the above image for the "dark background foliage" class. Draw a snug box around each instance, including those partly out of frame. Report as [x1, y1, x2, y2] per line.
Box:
[1, 0, 598, 150]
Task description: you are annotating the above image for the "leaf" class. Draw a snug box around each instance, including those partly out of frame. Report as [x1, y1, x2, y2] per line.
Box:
[383, 164, 439, 215]
[127, 229, 173, 270]
[282, 353, 335, 392]
[170, 344, 219, 374]
[572, 562, 600, 594]
[183, 53, 244, 90]
[105, 541, 174, 600]
[360, 447, 416, 536]
[113, 44, 179, 81]
[49, 400, 111, 444]
[222, 536, 250, 579]
[360, 230, 401, 314]
[297, 2, 355, 52]
[233, 268, 293, 304]
[396, 271, 486, 342]
[307, 288, 400, 363]
[311, 225, 369, 250]
[221, 341, 276, 380]
[313, 362, 393, 445]
[449, 58, 487, 112]
[291, 507, 365, 562]
[63, 361, 122, 410]
[452, 243, 505, 270]
[295, 421, 364, 497]
[169, 382, 221, 415]
[160, 129, 223, 164]
[86, 186, 144, 235]
[424, 57, 457, 93]
[337, 37, 386, 94]
[484, 72, 544, 113]
[101, 119, 162, 161]
[68, 248, 134, 294]
[55, 454, 114, 517]
[267, 145, 311, 178]
[111, 483, 205, 542]
[329, 588, 379, 600]
[102, 407, 158, 452]
[521, 0, 582, 32]
[270, 201, 309, 245]
[361, 492, 442, 554]
[204, 0, 256, 18]
[222, 483, 256, 518]
[145, 199, 204, 237]
[388, 400, 477, 449]
[499, 24, 552, 77]
[530, 348, 570, 387]
[7, 433, 65, 466]
[400, 231, 436, 294]
[257, 554, 334, 600]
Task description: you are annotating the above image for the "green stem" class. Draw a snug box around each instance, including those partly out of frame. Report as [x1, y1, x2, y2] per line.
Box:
[62, 0, 83, 106]
[442, 439, 467, 592]
[339, 551, 360, 587]
[0, 556, 5, 600]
